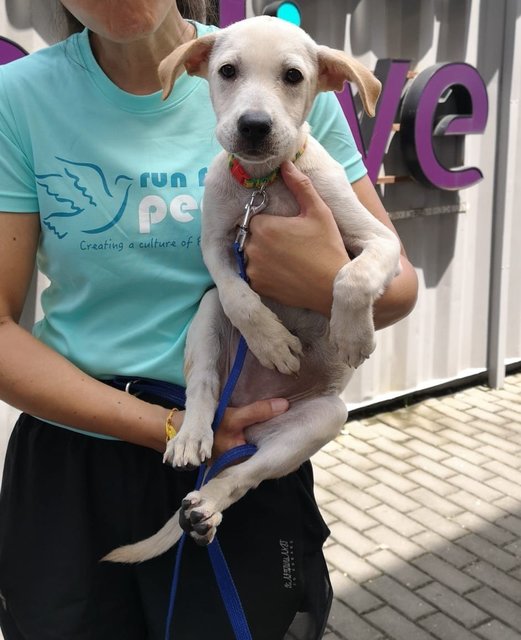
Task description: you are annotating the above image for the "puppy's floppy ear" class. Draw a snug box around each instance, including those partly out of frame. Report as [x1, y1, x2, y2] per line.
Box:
[158, 33, 217, 100]
[317, 46, 381, 117]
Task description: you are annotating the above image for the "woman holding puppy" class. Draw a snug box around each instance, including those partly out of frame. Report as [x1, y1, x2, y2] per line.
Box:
[0, 1, 417, 638]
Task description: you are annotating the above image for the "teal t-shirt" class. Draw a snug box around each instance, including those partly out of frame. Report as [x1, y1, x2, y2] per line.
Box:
[0, 23, 366, 390]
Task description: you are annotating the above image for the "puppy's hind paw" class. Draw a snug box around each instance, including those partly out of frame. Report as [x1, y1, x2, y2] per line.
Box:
[179, 491, 223, 546]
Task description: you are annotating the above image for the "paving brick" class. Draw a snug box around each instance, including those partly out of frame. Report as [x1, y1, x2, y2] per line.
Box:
[432, 416, 480, 436]
[488, 476, 521, 499]
[336, 433, 377, 454]
[327, 482, 380, 511]
[406, 471, 456, 497]
[404, 440, 449, 462]
[409, 507, 466, 540]
[452, 512, 517, 545]
[446, 475, 503, 502]
[371, 422, 410, 442]
[412, 530, 476, 568]
[401, 427, 449, 446]
[329, 463, 377, 489]
[467, 407, 508, 425]
[325, 543, 381, 582]
[314, 485, 336, 505]
[438, 428, 482, 450]
[442, 457, 494, 482]
[365, 606, 436, 640]
[456, 533, 520, 571]
[498, 398, 521, 414]
[475, 620, 521, 640]
[449, 491, 509, 522]
[408, 455, 456, 480]
[322, 633, 341, 640]
[423, 400, 473, 424]
[494, 495, 521, 515]
[366, 483, 420, 513]
[467, 586, 521, 630]
[329, 570, 383, 614]
[312, 465, 339, 487]
[500, 409, 521, 423]
[364, 575, 435, 620]
[420, 612, 483, 640]
[483, 460, 521, 487]
[365, 525, 425, 560]
[475, 432, 521, 452]
[312, 450, 340, 469]
[439, 443, 490, 465]
[344, 422, 379, 440]
[496, 515, 521, 537]
[412, 401, 449, 422]
[411, 553, 479, 594]
[365, 549, 430, 588]
[323, 500, 379, 532]
[464, 396, 501, 413]
[366, 504, 425, 537]
[477, 444, 521, 468]
[407, 488, 463, 517]
[465, 418, 516, 439]
[329, 521, 380, 557]
[329, 447, 379, 471]
[367, 451, 415, 474]
[368, 467, 419, 493]
[369, 436, 414, 459]
[417, 582, 489, 627]
[465, 560, 521, 601]
[327, 598, 384, 640]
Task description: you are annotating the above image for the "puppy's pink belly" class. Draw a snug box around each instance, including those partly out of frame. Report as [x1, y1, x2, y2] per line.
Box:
[227, 345, 339, 406]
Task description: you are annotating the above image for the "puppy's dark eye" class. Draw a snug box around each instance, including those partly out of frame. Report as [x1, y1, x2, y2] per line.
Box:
[219, 64, 236, 79]
[285, 68, 304, 84]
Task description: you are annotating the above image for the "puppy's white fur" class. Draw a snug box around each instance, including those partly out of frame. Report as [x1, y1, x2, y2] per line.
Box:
[104, 16, 400, 563]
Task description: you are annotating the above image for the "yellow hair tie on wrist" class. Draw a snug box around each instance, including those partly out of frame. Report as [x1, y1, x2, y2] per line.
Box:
[165, 407, 179, 443]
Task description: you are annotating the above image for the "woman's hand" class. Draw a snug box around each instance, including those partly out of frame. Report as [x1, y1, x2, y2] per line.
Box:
[213, 397, 289, 459]
[245, 161, 349, 317]
[245, 164, 417, 329]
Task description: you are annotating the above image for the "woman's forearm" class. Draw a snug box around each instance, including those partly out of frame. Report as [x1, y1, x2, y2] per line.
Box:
[0, 317, 170, 451]
[373, 254, 418, 330]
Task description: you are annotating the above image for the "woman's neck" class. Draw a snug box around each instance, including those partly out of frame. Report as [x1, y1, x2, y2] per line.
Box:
[89, 15, 195, 95]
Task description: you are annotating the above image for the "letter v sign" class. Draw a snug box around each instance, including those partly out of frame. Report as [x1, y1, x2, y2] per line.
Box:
[336, 59, 410, 183]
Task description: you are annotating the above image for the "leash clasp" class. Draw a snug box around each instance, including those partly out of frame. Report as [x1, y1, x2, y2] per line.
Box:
[235, 187, 268, 252]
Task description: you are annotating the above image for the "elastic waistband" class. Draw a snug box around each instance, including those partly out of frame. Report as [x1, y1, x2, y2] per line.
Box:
[103, 376, 186, 408]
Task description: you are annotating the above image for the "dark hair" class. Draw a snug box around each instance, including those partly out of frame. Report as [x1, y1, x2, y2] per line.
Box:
[59, 0, 216, 37]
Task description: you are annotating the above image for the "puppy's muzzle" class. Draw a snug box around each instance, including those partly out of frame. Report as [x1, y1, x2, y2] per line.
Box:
[238, 111, 273, 145]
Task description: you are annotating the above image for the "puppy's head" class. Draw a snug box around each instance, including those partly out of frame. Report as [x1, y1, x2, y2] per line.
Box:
[159, 17, 381, 164]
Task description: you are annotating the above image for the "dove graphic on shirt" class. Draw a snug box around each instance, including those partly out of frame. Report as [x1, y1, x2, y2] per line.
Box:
[35, 157, 134, 239]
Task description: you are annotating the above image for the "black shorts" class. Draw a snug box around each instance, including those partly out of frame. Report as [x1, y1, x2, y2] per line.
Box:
[0, 414, 331, 640]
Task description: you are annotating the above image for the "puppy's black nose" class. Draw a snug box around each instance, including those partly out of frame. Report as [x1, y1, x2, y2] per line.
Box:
[238, 111, 272, 142]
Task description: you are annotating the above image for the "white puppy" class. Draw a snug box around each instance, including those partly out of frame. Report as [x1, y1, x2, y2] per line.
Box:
[105, 16, 400, 563]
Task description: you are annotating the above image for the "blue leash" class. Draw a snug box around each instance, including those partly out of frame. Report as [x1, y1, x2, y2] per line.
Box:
[163, 239, 258, 640]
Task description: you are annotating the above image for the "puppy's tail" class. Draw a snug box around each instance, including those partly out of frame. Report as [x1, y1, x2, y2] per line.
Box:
[102, 509, 183, 564]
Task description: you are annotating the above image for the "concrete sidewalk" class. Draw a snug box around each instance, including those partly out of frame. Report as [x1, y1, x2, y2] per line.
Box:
[314, 371, 521, 640]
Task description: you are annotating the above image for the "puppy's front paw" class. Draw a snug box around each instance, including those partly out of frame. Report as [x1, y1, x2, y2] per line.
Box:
[247, 324, 303, 375]
[179, 491, 222, 546]
[163, 427, 214, 469]
[330, 310, 376, 369]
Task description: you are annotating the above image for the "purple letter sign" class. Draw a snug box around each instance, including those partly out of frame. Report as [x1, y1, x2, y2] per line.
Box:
[400, 63, 488, 190]
[220, 0, 246, 27]
[0, 36, 27, 65]
[337, 59, 411, 184]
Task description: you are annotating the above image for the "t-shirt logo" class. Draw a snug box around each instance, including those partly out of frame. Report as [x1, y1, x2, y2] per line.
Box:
[36, 157, 133, 239]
